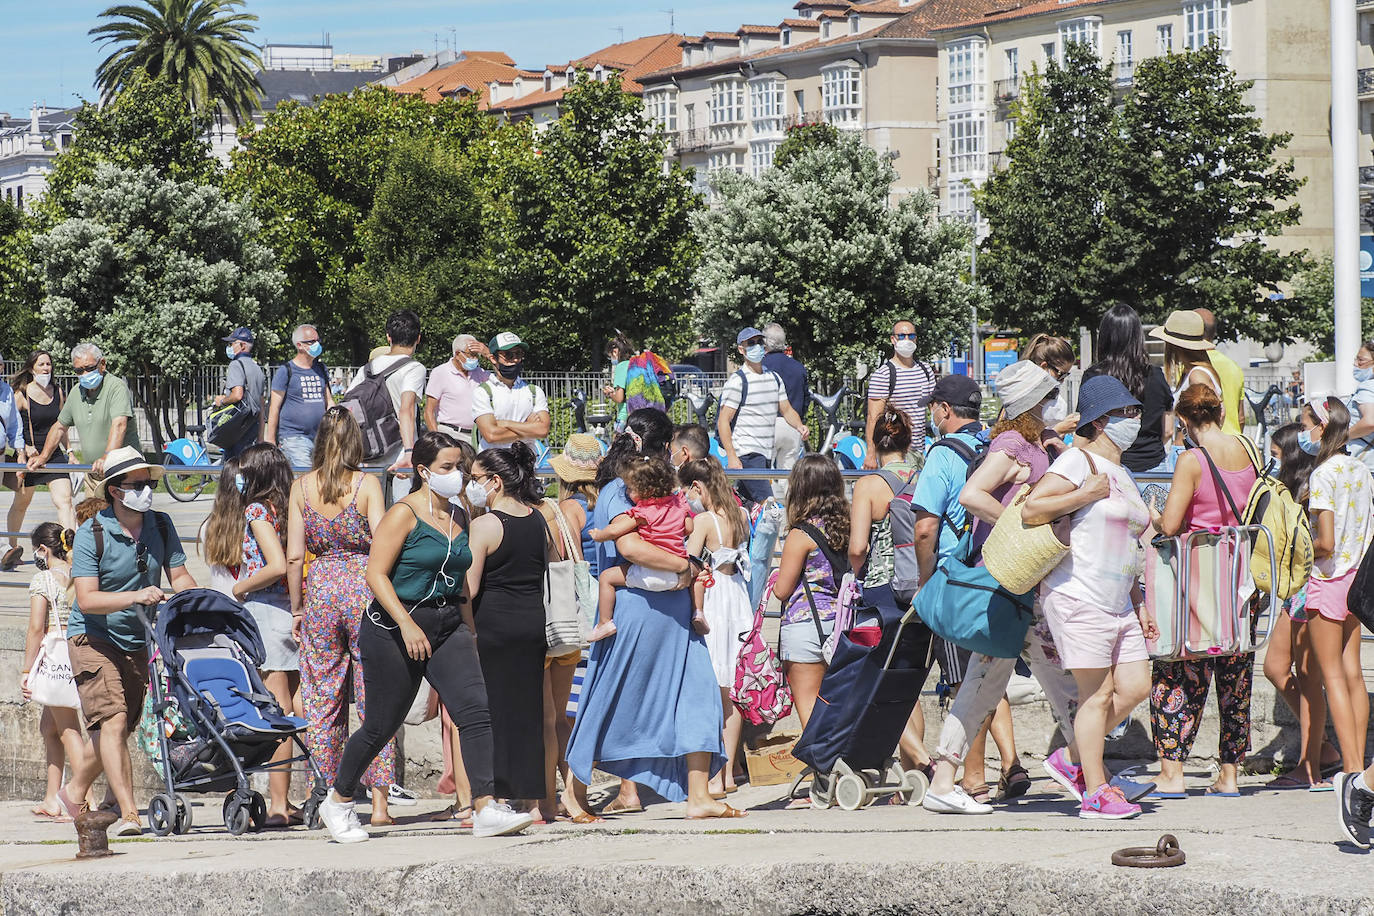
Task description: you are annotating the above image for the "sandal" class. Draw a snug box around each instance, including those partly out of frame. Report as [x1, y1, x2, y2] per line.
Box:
[998, 764, 1032, 801]
[1266, 771, 1309, 789]
[2, 546, 22, 570]
[964, 783, 992, 805]
[686, 804, 746, 820]
[569, 812, 605, 824]
[599, 799, 644, 815]
[31, 806, 72, 823]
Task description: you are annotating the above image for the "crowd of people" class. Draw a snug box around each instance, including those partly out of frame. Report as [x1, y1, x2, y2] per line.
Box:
[12, 305, 1374, 850]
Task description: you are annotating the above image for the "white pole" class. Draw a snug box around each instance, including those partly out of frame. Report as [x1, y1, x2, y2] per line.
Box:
[1332, 0, 1361, 396]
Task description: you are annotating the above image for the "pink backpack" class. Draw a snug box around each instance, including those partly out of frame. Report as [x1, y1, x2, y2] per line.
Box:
[730, 568, 794, 726]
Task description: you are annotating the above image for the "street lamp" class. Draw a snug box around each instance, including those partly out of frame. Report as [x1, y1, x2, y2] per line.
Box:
[1333, 0, 1360, 395]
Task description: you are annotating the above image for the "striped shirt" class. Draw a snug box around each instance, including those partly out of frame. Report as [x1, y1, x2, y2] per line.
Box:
[720, 367, 787, 457]
[867, 359, 935, 443]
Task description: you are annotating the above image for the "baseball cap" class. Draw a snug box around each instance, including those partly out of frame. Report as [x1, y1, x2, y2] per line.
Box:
[736, 327, 764, 345]
[922, 374, 981, 411]
[222, 327, 255, 344]
[490, 332, 527, 352]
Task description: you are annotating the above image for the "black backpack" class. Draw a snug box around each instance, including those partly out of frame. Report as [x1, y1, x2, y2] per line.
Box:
[341, 357, 417, 461]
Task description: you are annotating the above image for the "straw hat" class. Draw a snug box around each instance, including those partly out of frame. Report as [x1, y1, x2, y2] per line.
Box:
[1148, 310, 1215, 350]
[549, 434, 603, 482]
[100, 446, 163, 496]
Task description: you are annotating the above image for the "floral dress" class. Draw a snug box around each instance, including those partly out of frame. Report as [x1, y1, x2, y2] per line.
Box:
[297, 476, 395, 790]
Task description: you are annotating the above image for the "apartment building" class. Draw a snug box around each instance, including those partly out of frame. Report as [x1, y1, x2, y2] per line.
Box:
[929, 0, 1332, 256]
[1358, 1, 1374, 233]
[636, 0, 1007, 196]
[0, 106, 78, 212]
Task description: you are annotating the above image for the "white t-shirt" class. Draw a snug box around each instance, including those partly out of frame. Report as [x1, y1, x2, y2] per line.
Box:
[1041, 448, 1150, 613]
[719, 366, 786, 458]
[1309, 454, 1374, 580]
[471, 378, 549, 450]
[348, 354, 427, 418]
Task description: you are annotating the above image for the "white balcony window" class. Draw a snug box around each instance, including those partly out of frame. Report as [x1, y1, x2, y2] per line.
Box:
[948, 182, 975, 219]
[1117, 30, 1133, 66]
[1157, 23, 1174, 52]
[647, 89, 677, 132]
[947, 38, 986, 108]
[709, 150, 742, 173]
[709, 78, 745, 124]
[750, 76, 785, 136]
[947, 110, 986, 177]
[1042, 41, 1057, 64]
[1184, 0, 1229, 50]
[1005, 48, 1019, 80]
[822, 61, 862, 127]
[750, 139, 781, 176]
[1058, 17, 1101, 54]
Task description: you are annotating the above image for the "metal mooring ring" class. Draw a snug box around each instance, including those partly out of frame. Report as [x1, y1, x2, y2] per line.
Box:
[1112, 834, 1186, 868]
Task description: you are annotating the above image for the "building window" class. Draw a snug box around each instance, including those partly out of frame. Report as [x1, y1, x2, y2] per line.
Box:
[749, 139, 781, 175]
[1042, 41, 1057, 63]
[822, 19, 832, 39]
[947, 38, 986, 108]
[544, 73, 552, 92]
[1184, 0, 1229, 50]
[821, 62, 862, 127]
[781, 27, 791, 47]
[1058, 18, 1101, 54]
[709, 78, 745, 124]
[947, 110, 986, 176]
[708, 150, 742, 173]
[15, 186, 22, 211]
[948, 182, 974, 219]
[1157, 23, 1173, 52]
[794, 89, 806, 113]
[647, 90, 677, 132]
[1006, 119, 1017, 142]
[850, 14, 860, 34]
[1005, 48, 1019, 80]
[750, 77, 785, 135]
[1116, 30, 1133, 65]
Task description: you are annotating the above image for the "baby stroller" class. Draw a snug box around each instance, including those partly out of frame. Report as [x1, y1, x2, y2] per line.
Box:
[791, 585, 934, 810]
[138, 588, 327, 837]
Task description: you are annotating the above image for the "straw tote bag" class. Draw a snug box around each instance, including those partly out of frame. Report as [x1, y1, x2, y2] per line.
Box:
[982, 451, 1099, 595]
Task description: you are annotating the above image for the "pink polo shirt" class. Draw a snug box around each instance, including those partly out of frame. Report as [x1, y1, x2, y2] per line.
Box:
[425, 360, 489, 430]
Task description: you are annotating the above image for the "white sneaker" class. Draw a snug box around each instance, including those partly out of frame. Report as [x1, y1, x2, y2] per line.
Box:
[921, 786, 993, 815]
[387, 784, 418, 807]
[320, 794, 370, 844]
[472, 801, 534, 838]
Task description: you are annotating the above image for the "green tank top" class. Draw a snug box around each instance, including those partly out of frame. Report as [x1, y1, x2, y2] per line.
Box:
[391, 510, 472, 605]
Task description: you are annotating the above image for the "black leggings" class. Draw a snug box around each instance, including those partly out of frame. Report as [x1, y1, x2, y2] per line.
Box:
[334, 602, 495, 799]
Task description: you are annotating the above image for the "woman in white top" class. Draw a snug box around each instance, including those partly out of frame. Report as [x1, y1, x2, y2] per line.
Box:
[20, 522, 93, 821]
[1347, 339, 1374, 474]
[1150, 310, 1224, 442]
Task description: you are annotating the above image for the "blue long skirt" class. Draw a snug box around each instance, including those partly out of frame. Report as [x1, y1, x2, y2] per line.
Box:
[566, 586, 725, 802]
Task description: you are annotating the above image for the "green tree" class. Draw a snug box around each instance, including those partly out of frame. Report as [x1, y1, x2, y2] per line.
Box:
[33, 164, 284, 448]
[694, 131, 978, 380]
[0, 201, 43, 354]
[223, 87, 490, 362]
[773, 121, 840, 170]
[351, 140, 501, 365]
[41, 72, 217, 220]
[1288, 254, 1374, 356]
[481, 73, 702, 369]
[91, 0, 262, 126]
[975, 43, 1122, 336]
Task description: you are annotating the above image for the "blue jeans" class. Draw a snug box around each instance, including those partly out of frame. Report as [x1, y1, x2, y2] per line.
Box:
[736, 452, 772, 505]
[278, 435, 314, 470]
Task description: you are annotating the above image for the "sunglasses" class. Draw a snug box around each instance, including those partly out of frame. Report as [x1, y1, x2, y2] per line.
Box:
[893, 333, 917, 341]
[1108, 406, 1143, 419]
[135, 542, 149, 577]
[119, 479, 155, 490]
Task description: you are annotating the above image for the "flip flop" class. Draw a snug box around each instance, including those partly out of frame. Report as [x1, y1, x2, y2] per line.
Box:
[31, 808, 72, 823]
[1204, 786, 1240, 797]
[1309, 781, 1335, 793]
[686, 804, 746, 820]
[1266, 772, 1309, 789]
[1146, 790, 1188, 799]
[2, 546, 22, 570]
[599, 799, 644, 815]
[998, 764, 1032, 801]
[569, 812, 605, 824]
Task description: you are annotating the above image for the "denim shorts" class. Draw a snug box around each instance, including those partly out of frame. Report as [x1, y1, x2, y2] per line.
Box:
[779, 616, 835, 664]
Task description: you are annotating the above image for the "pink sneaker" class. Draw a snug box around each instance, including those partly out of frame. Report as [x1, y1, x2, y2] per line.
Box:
[1043, 748, 1085, 802]
[1079, 784, 1141, 819]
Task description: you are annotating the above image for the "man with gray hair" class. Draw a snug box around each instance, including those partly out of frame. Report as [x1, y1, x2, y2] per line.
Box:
[28, 342, 142, 491]
[760, 322, 808, 470]
[424, 332, 490, 444]
[265, 324, 332, 468]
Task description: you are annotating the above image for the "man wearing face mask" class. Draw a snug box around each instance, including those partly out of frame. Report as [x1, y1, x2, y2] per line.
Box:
[56, 446, 197, 838]
[760, 324, 808, 471]
[717, 327, 809, 505]
[472, 332, 550, 451]
[864, 319, 936, 469]
[266, 324, 333, 469]
[426, 333, 491, 446]
[212, 328, 265, 460]
[29, 343, 141, 495]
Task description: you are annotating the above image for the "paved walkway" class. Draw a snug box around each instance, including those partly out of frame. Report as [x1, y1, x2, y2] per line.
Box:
[0, 768, 1369, 915]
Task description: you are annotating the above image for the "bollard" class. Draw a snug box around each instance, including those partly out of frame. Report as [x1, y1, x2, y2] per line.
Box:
[75, 808, 120, 859]
[1112, 834, 1186, 868]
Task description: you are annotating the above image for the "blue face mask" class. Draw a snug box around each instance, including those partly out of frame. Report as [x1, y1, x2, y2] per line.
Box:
[462, 357, 480, 372]
[78, 369, 103, 390]
[306, 341, 323, 359]
[745, 344, 766, 363]
[225, 345, 236, 360]
[234, 473, 246, 494]
[1355, 367, 1374, 384]
[1297, 430, 1321, 455]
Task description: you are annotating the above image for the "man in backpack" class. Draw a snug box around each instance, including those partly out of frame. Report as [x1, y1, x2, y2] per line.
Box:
[761, 323, 808, 471]
[472, 331, 550, 451]
[864, 319, 936, 469]
[213, 327, 266, 460]
[911, 375, 984, 584]
[346, 310, 427, 496]
[265, 325, 333, 468]
[718, 327, 810, 505]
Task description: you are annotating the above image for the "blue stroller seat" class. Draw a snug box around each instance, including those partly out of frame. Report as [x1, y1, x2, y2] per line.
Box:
[184, 657, 306, 734]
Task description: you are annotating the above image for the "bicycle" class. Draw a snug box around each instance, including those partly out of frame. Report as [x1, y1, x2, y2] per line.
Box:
[809, 386, 867, 469]
[161, 377, 222, 502]
[1243, 383, 1289, 453]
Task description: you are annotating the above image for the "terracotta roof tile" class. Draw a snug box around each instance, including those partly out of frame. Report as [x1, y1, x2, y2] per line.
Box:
[702, 31, 742, 41]
[738, 24, 782, 35]
[794, 0, 852, 9]
[933, 0, 1112, 30]
[491, 34, 684, 112]
[391, 52, 523, 106]
[780, 18, 823, 28]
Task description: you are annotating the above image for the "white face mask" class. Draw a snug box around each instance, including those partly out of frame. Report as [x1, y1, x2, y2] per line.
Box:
[34, 372, 51, 387]
[465, 478, 491, 508]
[686, 491, 706, 515]
[1103, 416, 1141, 451]
[894, 339, 918, 358]
[118, 484, 155, 513]
[424, 468, 465, 501]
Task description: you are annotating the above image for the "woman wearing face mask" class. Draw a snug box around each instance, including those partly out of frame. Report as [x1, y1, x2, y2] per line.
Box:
[8, 351, 77, 571]
[1022, 376, 1154, 819]
[319, 430, 533, 843]
[1346, 340, 1374, 474]
[1148, 384, 1263, 797]
[464, 443, 557, 820]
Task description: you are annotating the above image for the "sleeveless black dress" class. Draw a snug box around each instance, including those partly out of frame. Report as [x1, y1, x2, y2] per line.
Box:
[473, 509, 549, 799]
[22, 387, 68, 487]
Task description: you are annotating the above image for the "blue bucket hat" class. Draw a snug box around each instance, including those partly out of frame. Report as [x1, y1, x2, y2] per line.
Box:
[1075, 375, 1141, 435]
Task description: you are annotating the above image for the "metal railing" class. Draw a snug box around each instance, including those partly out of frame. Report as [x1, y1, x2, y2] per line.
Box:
[993, 77, 1019, 102]
[784, 110, 824, 129]
[1361, 68, 1374, 96]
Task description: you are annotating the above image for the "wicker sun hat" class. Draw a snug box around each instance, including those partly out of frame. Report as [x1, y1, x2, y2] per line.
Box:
[1148, 310, 1215, 350]
[549, 433, 604, 483]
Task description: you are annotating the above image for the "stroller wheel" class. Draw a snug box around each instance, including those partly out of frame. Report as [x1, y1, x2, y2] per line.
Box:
[148, 794, 176, 837]
[835, 773, 867, 811]
[301, 799, 323, 830]
[902, 769, 930, 806]
[223, 796, 252, 837]
[249, 792, 267, 832]
[173, 795, 193, 834]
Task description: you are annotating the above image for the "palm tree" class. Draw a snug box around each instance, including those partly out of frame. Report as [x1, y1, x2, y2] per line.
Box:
[90, 0, 263, 126]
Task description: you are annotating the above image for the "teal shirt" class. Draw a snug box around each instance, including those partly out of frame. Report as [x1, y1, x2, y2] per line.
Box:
[68, 508, 187, 651]
[391, 520, 472, 605]
[612, 361, 630, 428]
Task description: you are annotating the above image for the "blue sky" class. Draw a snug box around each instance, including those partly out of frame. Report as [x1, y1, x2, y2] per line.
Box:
[2, 1, 788, 117]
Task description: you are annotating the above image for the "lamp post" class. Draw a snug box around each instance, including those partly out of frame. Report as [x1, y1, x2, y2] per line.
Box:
[1333, 0, 1360, 395]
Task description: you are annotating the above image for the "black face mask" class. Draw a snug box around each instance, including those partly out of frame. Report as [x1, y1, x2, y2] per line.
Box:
[35, 554, 48, 571]
[498, 360, 523, 380]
